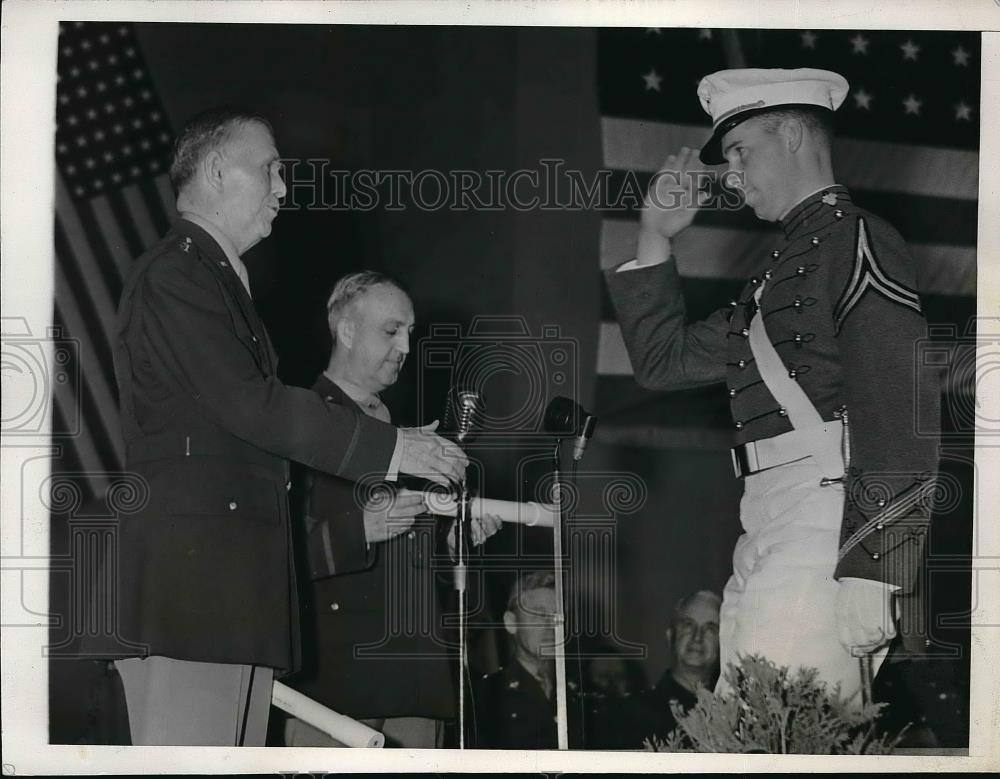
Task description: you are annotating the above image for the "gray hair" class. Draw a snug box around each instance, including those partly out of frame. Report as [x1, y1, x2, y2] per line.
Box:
[169, 107, 274, 194]
[669, 589, 721, 631]
[326, 271, 406, 343]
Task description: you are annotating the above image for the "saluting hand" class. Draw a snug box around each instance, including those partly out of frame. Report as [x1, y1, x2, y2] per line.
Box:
[636, 146, 705, 266]
[398, 420, 469, 487]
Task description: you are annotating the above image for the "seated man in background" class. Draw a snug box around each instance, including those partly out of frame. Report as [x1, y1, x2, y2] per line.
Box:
[641, 589, 721, 740]
[474, 571, 585, 749]
[284, 271, 500, 748]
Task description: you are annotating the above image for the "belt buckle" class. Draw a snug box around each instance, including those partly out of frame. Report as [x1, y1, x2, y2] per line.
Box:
[731, 443, 754, 479]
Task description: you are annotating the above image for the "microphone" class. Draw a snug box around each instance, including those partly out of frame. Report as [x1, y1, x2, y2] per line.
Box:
[571, 412, 597, 462]
[443, 387, 483, 444]
[543, 396, 598, 462]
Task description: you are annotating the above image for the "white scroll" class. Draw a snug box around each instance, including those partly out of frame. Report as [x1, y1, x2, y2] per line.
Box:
[409, 489, 557, 528]
[271, 681, 384, 748]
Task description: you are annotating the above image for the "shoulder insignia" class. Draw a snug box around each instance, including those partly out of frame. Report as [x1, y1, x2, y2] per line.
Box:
[179, 236, 192, 253]
[833, 216, 921, 333]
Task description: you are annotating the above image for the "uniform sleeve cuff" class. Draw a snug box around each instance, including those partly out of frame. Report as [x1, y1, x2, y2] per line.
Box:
[384, 430, 403, 482]
[616, 256, 670, 273]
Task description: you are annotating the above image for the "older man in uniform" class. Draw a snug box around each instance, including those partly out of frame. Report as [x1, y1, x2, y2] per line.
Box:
[604, 69, 939, 704]
[285, 271, 501, 748]
[106, 109, 467, 745]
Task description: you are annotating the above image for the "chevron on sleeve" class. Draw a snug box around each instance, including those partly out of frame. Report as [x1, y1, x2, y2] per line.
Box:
[833, 216, 922, 333]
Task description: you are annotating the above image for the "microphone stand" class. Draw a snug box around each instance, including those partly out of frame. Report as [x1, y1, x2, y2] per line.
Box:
[551, 438, 569, 750]
[455, 476, 471, 749]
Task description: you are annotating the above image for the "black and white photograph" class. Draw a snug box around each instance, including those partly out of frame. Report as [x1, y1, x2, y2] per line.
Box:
[2, 0, 998, 773]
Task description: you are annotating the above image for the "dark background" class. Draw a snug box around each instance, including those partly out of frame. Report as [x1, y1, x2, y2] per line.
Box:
[48, 23, 973, 748]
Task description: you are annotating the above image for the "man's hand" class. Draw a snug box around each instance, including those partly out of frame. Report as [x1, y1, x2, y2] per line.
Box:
[636, 146, 704, 266]
[398, 420, 469, 487]
[363, 489, 426, 545]
[445, 512, 503, 555]
[835, 578, 897, 654]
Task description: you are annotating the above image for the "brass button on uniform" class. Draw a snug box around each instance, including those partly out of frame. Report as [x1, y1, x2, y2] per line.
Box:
[228, 501, 238, 511]
[330, 602, 340, 611]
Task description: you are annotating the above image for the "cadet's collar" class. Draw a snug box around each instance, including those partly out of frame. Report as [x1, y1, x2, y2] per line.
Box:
[779, 184, 851, 239]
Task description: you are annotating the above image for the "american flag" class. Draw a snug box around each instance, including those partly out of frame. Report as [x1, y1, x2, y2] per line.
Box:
[53, 21, 177, 501]
[594, 28, 979, 446]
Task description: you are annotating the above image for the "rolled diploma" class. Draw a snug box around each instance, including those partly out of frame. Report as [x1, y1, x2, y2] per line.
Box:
[415, 491, 557, 528]
[271, 681, 384, 748]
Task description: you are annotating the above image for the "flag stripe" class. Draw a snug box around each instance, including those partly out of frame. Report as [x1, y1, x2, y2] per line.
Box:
[599, 219, 976, 296]
[139, 176, 172, 236]
[89, 195, 135, 282]
[602, 117, 979, 201]
[52, 304, 121, 476]
[55, 175, 124, 306]
[53, 224, 124, 467]
[122, 183, 160, 250]
[107, 190, 146, 260]
[601, 170, 977, 247]
[597, 293, 978, 393]
[599, 276, 976, 329]
[53, 219, 118, 383]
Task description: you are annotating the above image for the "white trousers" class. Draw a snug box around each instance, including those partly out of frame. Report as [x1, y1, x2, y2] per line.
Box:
[717, 457, 886, 704]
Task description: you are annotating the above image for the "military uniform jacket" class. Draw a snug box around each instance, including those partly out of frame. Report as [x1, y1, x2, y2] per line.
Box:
[108, 219, 397, 673]
[472, 660, 585, 749]
[605, 186, 940, 608]
[288, 375, 456, 719]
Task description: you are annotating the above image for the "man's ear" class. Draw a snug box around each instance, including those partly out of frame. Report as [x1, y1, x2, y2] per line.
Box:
[336, 317, 355, 349]
[665, 626, 674, 650]
[503, 609, 518, 636]
[782, 116, 805, 154]
[202, 149, 226, 194]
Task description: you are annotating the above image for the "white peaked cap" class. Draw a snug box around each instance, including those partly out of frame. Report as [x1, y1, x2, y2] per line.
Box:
[696, 67, 849, 164]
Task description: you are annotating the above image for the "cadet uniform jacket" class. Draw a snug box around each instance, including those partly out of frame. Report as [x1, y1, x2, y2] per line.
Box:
[605, 186, 940, 651]
[107, 219, 397, 673]
[289, 375, 456, 720]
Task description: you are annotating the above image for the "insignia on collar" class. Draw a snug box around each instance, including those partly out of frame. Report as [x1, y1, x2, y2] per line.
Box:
[179, 237, 192, 253]
[822, 192, 838, 206]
